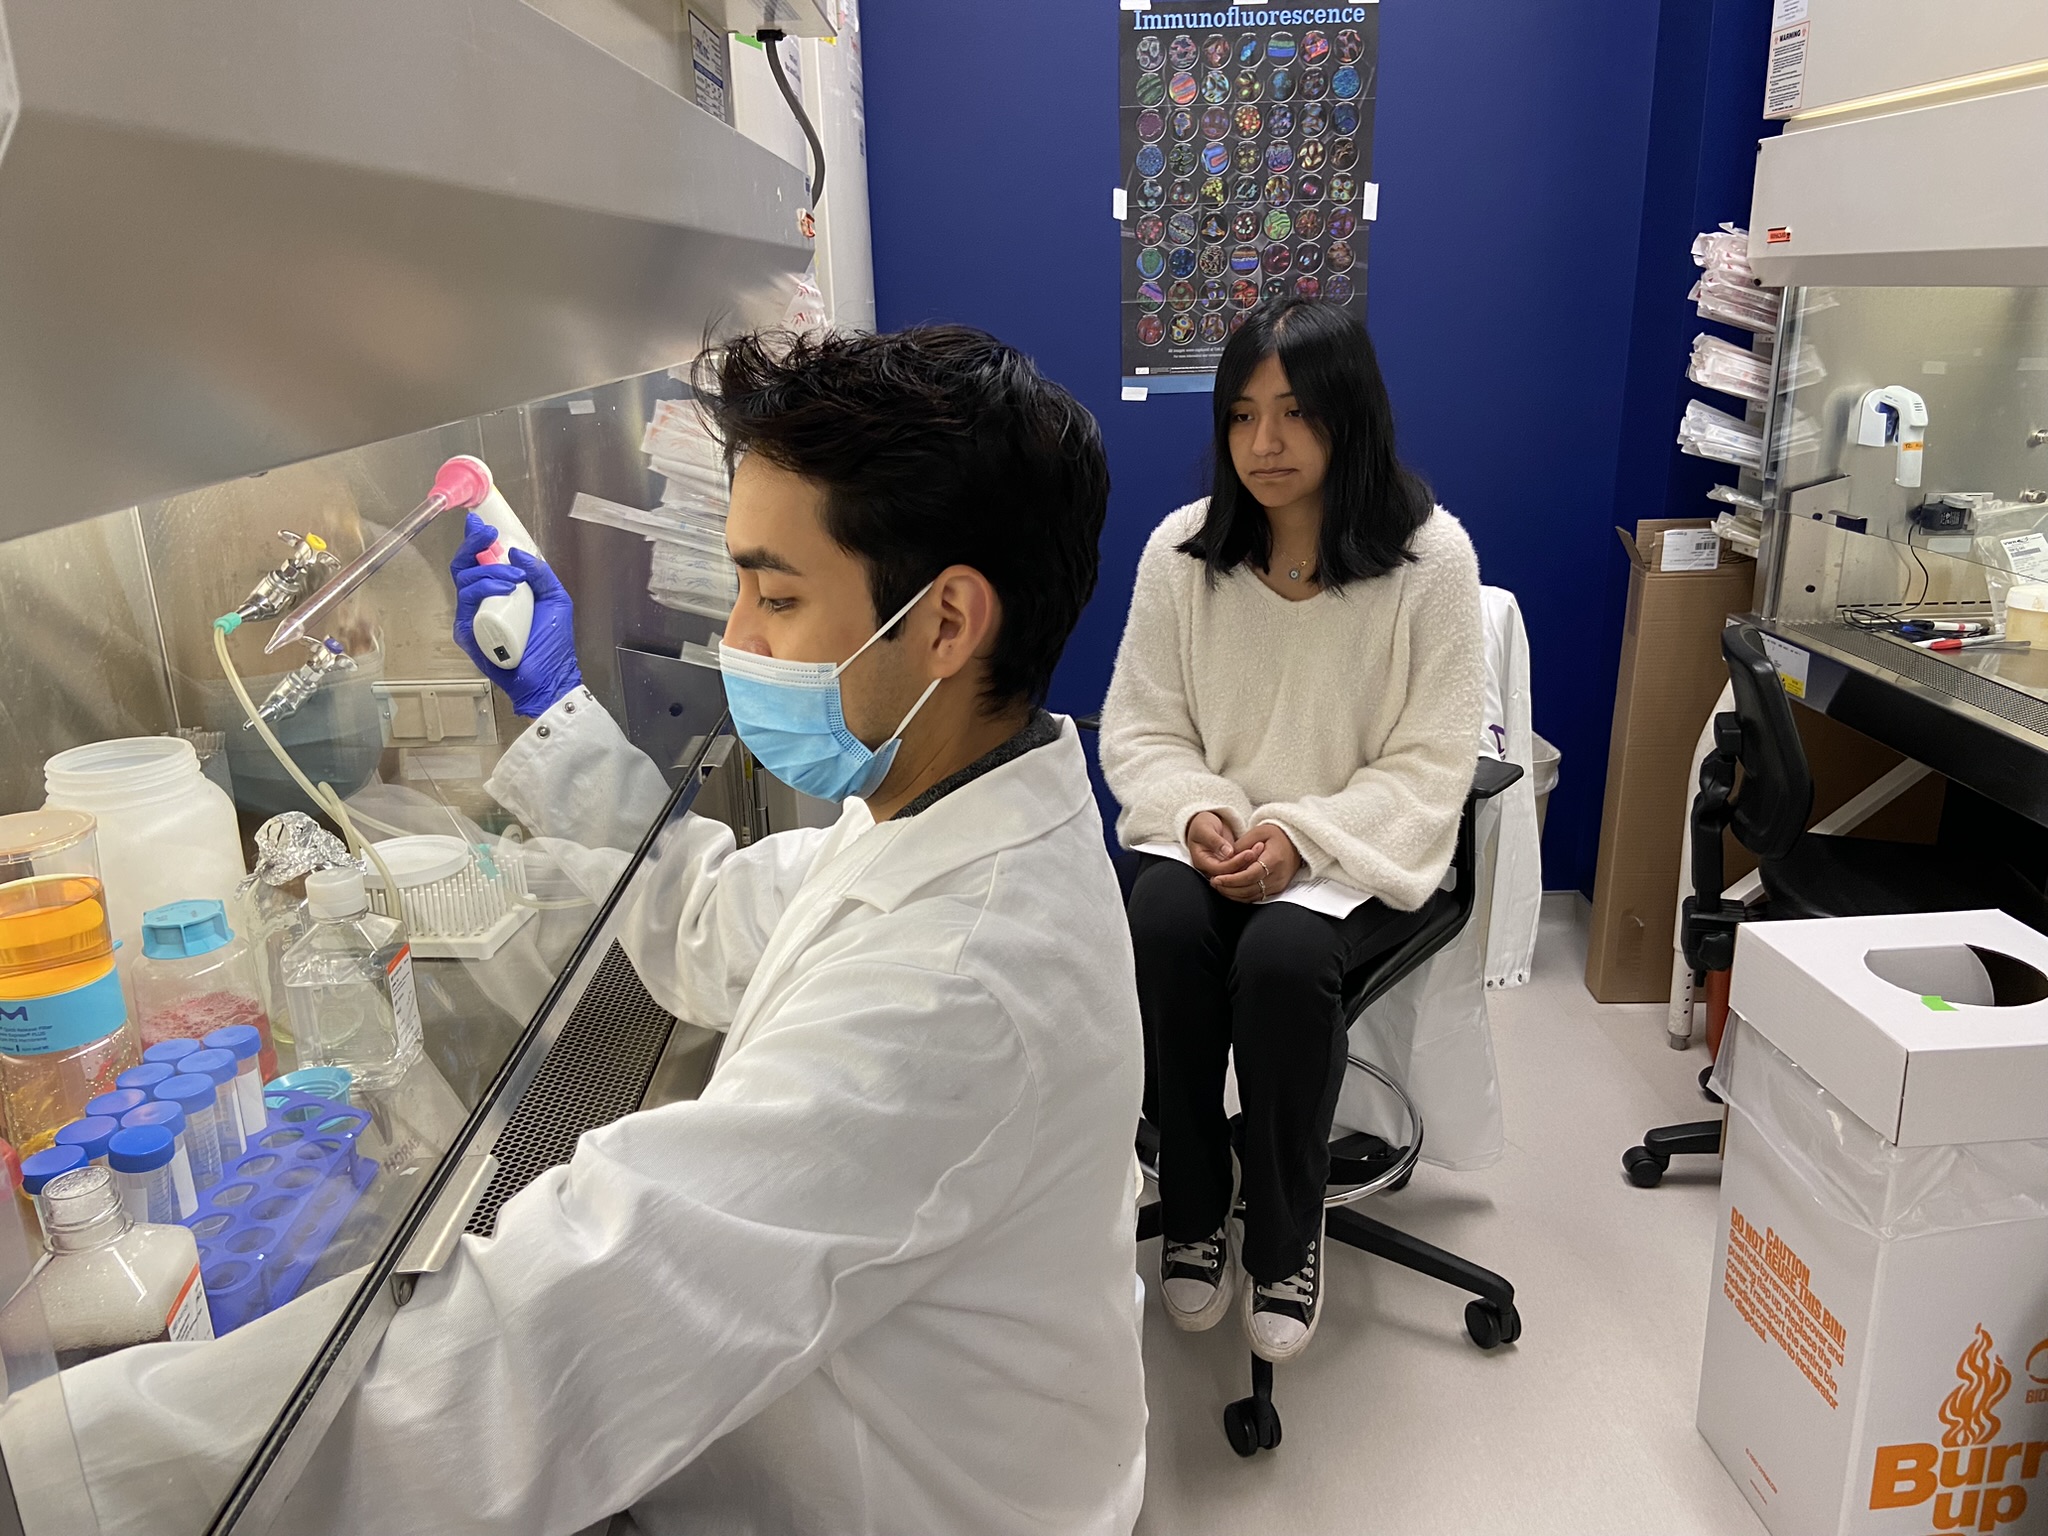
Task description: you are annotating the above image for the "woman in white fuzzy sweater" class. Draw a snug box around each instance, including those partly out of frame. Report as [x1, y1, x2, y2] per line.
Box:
[1099, 300, 1483, 1364]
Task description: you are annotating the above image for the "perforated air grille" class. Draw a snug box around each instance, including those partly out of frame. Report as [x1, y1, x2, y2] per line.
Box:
[465, 942, 676, 1237]
[1804, 623, 2048, 738]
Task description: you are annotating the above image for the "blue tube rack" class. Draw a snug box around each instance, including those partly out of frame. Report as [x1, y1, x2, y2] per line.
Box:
[184, 1089, 379, 1334]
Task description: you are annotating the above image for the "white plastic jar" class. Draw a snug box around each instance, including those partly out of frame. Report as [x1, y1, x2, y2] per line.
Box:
[44, 739, 246, 980]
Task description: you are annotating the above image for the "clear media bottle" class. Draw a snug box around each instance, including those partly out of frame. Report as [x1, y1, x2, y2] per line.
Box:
[132, 899, 279, 1080]
[283, 869, 423, 1093]
[32, 1164, 212, 1366]
[0, 810, 143, 1152]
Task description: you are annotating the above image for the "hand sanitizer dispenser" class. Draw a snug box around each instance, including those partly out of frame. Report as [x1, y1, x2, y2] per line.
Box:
[1852, 386, 1929, 489]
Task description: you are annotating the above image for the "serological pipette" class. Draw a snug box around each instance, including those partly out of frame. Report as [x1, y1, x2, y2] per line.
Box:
[264, 456, 496, 655]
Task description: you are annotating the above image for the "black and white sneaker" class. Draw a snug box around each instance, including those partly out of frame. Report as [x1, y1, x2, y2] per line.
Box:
[1161, 1226, 1234, 1331]
[1244, 1217, 1323, 1362]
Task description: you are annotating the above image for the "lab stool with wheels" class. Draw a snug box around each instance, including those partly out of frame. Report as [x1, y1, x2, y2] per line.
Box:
[1128, 756, 1526, 1457]
[1623, 621, 2048, 1187]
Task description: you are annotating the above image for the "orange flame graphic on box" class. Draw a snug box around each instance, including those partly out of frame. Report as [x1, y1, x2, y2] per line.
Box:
[1938, 1326, 2012, 1448]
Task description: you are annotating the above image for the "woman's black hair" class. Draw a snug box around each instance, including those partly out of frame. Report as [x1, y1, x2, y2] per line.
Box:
[1179, 299, 1431, 589]
[696, 325, 1107, 713]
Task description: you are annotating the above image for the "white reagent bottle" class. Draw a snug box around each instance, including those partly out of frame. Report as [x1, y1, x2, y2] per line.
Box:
[33, 1164, 212, 1366]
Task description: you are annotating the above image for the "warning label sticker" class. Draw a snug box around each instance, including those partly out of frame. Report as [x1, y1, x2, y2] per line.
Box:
[1765, 22, 1810, 120]
[1724, 1205, 1848, 1407]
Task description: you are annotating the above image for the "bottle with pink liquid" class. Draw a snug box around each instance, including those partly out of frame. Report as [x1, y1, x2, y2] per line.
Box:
[131, 901, 280, 1081]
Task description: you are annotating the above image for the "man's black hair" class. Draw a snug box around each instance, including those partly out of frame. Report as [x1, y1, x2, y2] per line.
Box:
[697, 325, 1107, 713]
[1180, 298, 1431, 589]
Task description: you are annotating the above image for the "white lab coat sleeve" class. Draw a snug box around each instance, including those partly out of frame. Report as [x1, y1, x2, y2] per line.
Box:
[486, 688, 673, 867]
[277, 962, 1038, 1536]
[0, 1273, 365, 1536]
[485, 687, 829, 1029]
[610, 811, 831, 1030]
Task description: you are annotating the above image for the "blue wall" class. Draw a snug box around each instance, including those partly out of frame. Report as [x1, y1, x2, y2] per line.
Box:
[863, 0, 1772, 892]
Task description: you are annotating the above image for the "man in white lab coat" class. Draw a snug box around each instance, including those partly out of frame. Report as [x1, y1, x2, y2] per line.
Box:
[274, 328, 1148, 1533]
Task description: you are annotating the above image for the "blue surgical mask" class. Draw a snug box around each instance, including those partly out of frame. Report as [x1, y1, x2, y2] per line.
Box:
[717, 582, 941, 802]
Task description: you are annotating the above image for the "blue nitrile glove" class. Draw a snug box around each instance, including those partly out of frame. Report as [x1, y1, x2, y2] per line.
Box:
[451, 512, 584, 718]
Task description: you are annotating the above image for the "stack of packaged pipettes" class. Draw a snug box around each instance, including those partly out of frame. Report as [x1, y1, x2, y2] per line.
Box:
[1676, 224, 1825, 550]
[641, 399, 738, 620]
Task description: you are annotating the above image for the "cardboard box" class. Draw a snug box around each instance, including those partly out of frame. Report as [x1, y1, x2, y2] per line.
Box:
[1699, 912, 2048, 1535]
[1585, 521, 1756, 1001]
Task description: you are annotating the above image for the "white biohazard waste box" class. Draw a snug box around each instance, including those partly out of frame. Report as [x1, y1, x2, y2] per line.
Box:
[1699, 909, 2048, 1536]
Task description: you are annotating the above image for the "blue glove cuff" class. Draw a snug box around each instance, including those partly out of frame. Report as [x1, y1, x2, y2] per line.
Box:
[510, 660, 584, 719]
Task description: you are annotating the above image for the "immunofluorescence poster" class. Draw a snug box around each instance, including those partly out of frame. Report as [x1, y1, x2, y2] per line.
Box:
[1119, 4, 1380, 393]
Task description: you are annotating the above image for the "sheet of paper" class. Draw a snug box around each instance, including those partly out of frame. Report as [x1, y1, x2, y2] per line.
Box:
[1659, 526, 1721, 572]
[1133, 842, 1371, 918]
[2001, 532, 2048, 583]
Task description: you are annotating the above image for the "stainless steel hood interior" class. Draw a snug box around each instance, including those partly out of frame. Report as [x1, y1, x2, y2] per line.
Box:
[0, 0, 814, 545]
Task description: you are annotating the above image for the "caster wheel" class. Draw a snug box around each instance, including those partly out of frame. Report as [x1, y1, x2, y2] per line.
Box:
[1622, 1146, 1668, 1188]
[1466, 1298, 1522, 1350]
[1254, 1398, 1281, 1449]
[1223, 1396, 1282, 1456]
[1223, 1399, 1258, 1457]
[1699, 1065, 1722, 1105]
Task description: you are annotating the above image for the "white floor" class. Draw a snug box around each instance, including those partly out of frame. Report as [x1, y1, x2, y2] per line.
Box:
[1133, 895, 1766, 1536]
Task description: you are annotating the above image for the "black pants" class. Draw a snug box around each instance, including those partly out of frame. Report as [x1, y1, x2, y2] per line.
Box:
[1128, 855, 1428, 1281]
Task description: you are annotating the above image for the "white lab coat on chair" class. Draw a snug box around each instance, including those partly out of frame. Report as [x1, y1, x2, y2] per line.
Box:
[1331, 587, 1536, 1170]
[6, 701, 1148, 1536]
[1479, 585, 1542, 989]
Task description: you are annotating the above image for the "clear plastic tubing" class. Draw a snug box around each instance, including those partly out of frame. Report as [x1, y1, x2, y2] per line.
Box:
[182, 1049, 246, 1165]
[107, 1127, 179, 1225]
[85, 1089, 150, 1123]
[143, 1039, 202, 1072]
[52, 1116, 119, 1168]
[266, 457, 493, 656]
[203, 1025, 267, 1138]
[118, 1102, 198, 1217]
[153, 1076, 224, 1189]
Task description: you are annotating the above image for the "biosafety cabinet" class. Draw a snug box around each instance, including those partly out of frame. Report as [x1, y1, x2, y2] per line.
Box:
[1732, 3, 2048, 832]
[0, 0, 840, 1529]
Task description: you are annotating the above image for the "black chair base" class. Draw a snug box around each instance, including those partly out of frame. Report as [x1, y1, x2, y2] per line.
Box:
[1142, 1164, 1521, 1460]
[1621, 1120, 1723, 1187]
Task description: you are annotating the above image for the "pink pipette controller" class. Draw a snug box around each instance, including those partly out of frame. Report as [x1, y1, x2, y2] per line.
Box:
[437, 455, 542, 671]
